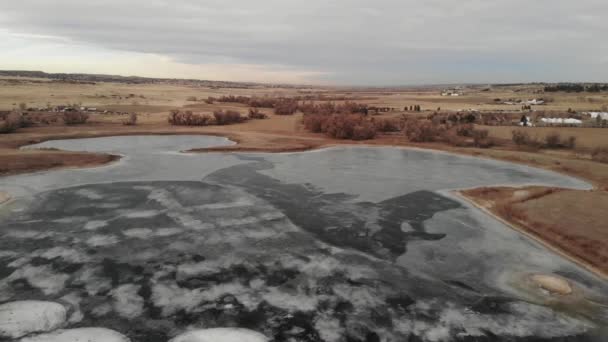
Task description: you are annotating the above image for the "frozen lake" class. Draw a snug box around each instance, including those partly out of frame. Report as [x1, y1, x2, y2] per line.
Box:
[0, 135, 606, 342]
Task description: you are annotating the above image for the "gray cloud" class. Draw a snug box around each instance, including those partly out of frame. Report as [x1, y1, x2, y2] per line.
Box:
[0, 0, 607, 84]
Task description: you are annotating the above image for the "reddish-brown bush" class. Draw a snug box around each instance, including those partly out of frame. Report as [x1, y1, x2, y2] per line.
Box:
[217, 95, 251, 104]
[217, 95, 298, 111]
[544, 132, 576, 149]
[299, 101, 369, 116]
[274, 99, 299, 115]
[248, 108, 267, 119]
[373, 118, 402, 132]
[63, 111, 89, 125]
[122, 113, 138, 126]
[249, 97, 282, 108]
[303, 114, 376, 140]
[168, 110, 214, 126]
[455, 123, 475, 137]
[302, 114, 325, 133]
[512, 130, 541, 148]
[443, 131, 470, 147]
[591, 147, 608, 163]
[213, 110, 245, 125]
[404, 119, 446, 142]
[472, 129, 494, 148]
[0, 112, 23, 133]
[299, 102, 335, 115]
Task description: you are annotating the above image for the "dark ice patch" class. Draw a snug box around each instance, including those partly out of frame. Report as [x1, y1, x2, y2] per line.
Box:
[204, 160, 461, 259]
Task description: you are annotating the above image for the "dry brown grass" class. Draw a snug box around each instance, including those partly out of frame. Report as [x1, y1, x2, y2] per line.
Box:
[462, 186, 608, 276]
[486, 126, 607, 150]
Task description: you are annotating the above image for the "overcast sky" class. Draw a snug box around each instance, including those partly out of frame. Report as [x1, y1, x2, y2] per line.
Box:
[0, 0, 607, 85]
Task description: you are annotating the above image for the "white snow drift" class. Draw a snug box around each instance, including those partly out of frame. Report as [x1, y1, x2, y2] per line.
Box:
[170, 328, 268, 342]
[0, 300, 66, 339]
[20, 327, 130, 342]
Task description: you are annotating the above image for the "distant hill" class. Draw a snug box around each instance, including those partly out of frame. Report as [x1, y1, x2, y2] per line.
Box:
[0, 70, 304, 89]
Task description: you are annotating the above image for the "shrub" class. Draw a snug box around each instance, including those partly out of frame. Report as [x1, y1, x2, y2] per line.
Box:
[168, 110, 214, 126]
[404, 119, 445, 142]
[544, 132, 576, 149]
[122, 113, 138, 126]
[186, 96, 198, 101]
[213, 110, 246, 125]
[204, 97, 215, 104]
[352, 121, 377, 140]
[303, 113, 376, 140]
[248, 108, 267, 119]
[327, 114, 376, 140]
[442, 130, 469, 147]
[274, 98, 299, 115]
[455, 123, 475, 137]
[0, 112, 23, 133]
[302, 114, 325, 133]
[512, 130, 541, 148]
[591, 147, 608, 163]
[63, 111, 89, 125]
[472, 129, 493, 148]
[373, 118, 401, 132]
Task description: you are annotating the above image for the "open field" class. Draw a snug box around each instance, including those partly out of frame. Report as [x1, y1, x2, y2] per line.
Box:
[482, 126, 608, 150]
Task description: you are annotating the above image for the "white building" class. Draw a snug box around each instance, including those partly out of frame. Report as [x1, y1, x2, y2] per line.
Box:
[584, 112, 608, 120]
[540, 118, 582, 126]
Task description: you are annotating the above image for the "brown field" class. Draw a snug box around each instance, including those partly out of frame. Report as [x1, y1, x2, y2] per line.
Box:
[483, 126, 608, 150]
[461, 187, 608, 276]
[1, 76, 607, 278]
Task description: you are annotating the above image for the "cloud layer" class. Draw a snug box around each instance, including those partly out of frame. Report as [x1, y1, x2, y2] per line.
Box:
[0, 0, 607, 84]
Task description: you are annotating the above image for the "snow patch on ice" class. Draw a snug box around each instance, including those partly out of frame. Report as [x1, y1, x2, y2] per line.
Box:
[85, 220, 108, 231]
[155, 227, 183, 237]
[75, 189, 103, 200]
[123, 210, 160, 218]
[91, 303, 112, 317]
[86, 234, 119, 247]
[8, 265, 69, 295]
[0, 300, 66, 339]
[261, 287, 320, 312]
[314, 314, 344, 342]
[110, 284, 144, 319]
[0, 250, 17, 259]
[123, 227, 183, 239]
[5, 230, 55, 240]
[59, 292, 84, 324]
[151, 283, 205, 317]
[39, 246, 89, 263]
[74, 267, 112, 296]
[20, 327, 130, 342]
[391, 300, 593, 340]
[196, 198, 253, 210]
[169, 328, 268, 342]
[122, 228, 153, 239]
